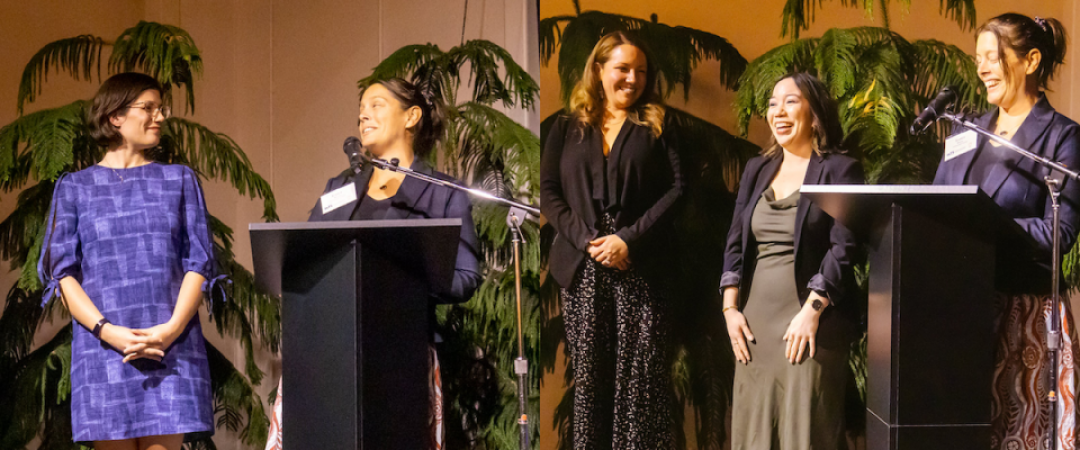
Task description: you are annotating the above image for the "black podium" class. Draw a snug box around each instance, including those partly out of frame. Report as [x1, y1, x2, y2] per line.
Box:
[802, 185, 1040, 450]
[250, 219, 461, 449]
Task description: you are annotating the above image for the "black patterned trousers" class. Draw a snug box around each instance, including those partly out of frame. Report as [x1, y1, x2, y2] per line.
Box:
[560, 216, 675, 450]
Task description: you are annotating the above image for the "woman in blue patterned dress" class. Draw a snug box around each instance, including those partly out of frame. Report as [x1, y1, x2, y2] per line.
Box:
[38, 72, 219, 449]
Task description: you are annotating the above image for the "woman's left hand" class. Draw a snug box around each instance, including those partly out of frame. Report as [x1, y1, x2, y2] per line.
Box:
[123, 322, 183, 363]
[782, 293, 826, 364]
[588, 235, 629, 268]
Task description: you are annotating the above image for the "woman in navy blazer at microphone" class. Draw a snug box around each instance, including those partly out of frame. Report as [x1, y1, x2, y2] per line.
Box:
[932, 13, 1080, 448]
[720, 73, 863, 449]
[265, 77, 481, 450]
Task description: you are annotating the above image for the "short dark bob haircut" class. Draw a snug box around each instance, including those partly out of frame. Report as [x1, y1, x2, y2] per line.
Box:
[87, 72, 164, 147]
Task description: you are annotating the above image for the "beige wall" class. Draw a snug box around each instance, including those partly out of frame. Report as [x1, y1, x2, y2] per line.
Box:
[0, 0, 538, 448]
[538, 0, 1080, 449]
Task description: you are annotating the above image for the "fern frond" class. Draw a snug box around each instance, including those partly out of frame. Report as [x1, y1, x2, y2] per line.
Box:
[110, 21, 204, 113]
[17, 35, 106, 115]
[449, 40, 540, 110]
[780, 0, 976, 39]
[159, 118, 278, 221]
[735, 38, 817, 134]
[0, 110, 50, 186]
[22, 101, 89, 182]
[815, 28, 860, 98]
[909, 39, 986, 112]
[0, 287, 45, 379]
[455, 102, 541, 197]
[0, 326, 72, 448]
[206, 344, 270, 448]
[539, 16, 576, 65]
[359, 44, 460, 107]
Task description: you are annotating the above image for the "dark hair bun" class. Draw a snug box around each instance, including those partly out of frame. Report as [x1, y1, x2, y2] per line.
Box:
[361, 77, 446, 158]
[978, 13, 1068, 89]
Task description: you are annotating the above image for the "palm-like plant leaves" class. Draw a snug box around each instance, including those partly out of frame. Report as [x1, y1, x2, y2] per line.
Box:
[17, 35, 106, 115]
[359, 40, 542, 448]
[0, 22, 273, 448]
[454, 102, 541, 194]
[0, 326, 74, 449]
[359, 40, 539, 112]
[158, 118, 278, 221]
[539, 11, 748, 105]
[110, 21, 203, 113]
[449, 40, 539, 110]
[16, 21, 203, 118]
[736, 27, 986, 183]
[780, 0, 976, 39]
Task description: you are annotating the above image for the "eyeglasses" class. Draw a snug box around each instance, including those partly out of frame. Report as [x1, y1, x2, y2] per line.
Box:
[126, 103, 172, 119]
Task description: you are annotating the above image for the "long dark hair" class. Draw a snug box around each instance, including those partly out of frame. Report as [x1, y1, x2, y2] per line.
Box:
[977, 13, 1068, 90]
[360, 77, 446, 158]
[762, 72, 844, 158]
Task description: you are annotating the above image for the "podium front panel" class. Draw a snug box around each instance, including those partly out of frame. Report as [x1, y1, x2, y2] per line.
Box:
[867, 205, 996, 427]
[251, 221, 460, 450]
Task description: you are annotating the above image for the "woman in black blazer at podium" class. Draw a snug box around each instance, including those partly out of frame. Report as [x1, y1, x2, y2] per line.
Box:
[932, 13, 1080, 448]
[265, 77, 481, 450]
[541, 31, 682, 449]
[720, 73, 863, 449]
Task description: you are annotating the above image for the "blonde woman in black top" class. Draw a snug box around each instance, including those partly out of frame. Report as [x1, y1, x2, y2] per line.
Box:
[542, 31, 683, 450]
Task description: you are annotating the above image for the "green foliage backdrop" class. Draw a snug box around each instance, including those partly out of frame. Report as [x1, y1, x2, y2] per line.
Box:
[534, 1, 1070, 449]
[0, 21, 541, 450]
[357, 40, 543, 449]
[0, 21, 277, 449]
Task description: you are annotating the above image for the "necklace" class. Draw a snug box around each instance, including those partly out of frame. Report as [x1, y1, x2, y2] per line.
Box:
[109, 167, 125, 182]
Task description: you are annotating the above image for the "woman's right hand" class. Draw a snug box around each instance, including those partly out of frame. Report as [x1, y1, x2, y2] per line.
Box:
[99, 324, 164, 362]
[724, 309, 755, 364]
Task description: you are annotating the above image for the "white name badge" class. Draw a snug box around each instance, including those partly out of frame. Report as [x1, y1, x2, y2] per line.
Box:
[320, 183, 358, 214]
[944, 130, 978, 162]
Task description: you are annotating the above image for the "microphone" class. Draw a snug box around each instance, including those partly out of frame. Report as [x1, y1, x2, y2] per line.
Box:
[910, 87, 957, 135]
[343, 136, 363, 174]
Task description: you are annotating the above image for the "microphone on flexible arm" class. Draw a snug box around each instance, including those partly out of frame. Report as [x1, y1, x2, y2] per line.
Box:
[343, 136, 364, 174]
[910, 87, 957, 135]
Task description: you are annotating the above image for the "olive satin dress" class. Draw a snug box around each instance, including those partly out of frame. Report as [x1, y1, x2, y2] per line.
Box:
[731, 188, 847, 450]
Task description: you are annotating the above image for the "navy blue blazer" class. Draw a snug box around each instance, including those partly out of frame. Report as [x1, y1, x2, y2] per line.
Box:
[308, 160, 482, 303]
[720, 151, 864, 347]
[933, 95, 1080, 289]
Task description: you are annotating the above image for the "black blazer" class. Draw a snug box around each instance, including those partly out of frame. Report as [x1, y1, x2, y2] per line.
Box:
[309, 160, 482, 303]
[541, 114, 684, 288]
[934, 95, 1080, 291]
[720, 151, 863, 348]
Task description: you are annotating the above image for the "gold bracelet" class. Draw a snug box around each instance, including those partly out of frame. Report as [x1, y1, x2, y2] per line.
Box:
[722, 306, 738, 313]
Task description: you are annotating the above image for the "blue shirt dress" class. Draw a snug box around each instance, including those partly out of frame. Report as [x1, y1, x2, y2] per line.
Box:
[37, 163, 219, 442]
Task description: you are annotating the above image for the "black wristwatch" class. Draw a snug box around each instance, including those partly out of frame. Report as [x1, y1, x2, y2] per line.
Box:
[92, 318, 111, 339]
[811, 299, 824, 312]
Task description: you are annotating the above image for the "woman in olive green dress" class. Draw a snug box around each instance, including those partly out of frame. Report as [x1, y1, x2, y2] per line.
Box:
[720, 73, 863, 449]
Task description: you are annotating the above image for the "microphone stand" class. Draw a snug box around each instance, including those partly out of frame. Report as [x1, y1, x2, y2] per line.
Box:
[365, 155, 536, 450]
[939, 112, 1080, 448]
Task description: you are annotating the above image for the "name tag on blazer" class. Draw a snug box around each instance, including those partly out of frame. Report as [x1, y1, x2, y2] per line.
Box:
[945, 130, 978, 161]
[321, 183, 358, 214]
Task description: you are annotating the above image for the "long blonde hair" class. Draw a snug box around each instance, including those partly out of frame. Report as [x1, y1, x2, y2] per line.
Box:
[569, 31, 665, 137]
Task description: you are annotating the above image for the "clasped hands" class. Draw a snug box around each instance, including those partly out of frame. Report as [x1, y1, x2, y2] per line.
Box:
[724, 291, 826, 365]
[587, 234, 630, 270]
[99, 321, 183, 363]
